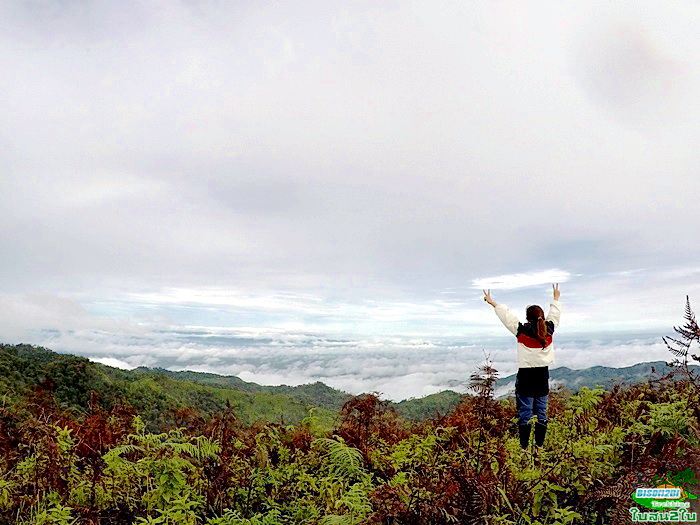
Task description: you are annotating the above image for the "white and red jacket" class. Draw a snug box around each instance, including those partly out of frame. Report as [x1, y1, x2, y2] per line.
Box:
[494, 300, 562, 368]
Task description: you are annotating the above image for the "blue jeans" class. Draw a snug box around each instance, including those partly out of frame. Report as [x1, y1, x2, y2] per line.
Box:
[515, 392, 548, 426]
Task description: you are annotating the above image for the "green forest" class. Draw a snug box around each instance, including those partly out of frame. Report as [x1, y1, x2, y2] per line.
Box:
[0, 300, 699, 524]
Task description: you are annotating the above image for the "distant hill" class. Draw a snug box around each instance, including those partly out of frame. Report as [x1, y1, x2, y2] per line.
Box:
[0, 344, 346, 430]
[407, 361, 700, 414]
[494, 360, 699, 397]
[1, 344, 696, 426]
[400, 361, 700, 415]
[136, 367, 352, 409]
[391, 390, 464, 420]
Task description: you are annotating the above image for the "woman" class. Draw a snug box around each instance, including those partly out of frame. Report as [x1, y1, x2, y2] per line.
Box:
[483, 284, 561, 450]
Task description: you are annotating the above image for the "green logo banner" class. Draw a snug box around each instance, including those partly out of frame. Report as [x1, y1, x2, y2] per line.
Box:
[629, 469, 698, 522]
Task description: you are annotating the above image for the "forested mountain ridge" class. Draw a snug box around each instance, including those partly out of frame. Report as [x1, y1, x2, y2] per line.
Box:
[1, 343, 695, 426]
[0, 343, 342, 429]
[495, 360, 700, 394]
[132, 367, 352, 410]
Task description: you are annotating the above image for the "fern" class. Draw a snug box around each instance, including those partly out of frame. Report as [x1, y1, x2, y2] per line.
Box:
[468, 360, 499, 398]
[568, 386, 605, 432]
[319, 494, 372, 525]
[648, 401, 695, 440]
[103, 443, 142, 460]
[165, 436, 222, 460]
[205, 508, 283, 525]
[468, 356, 499, 474]
[0, 479, 13, 511]
[313, 437, 366, 481]
[663, 296, 700, 391]
[27, 502, 77, 525]
[336, 481, 372, 515]
[302, 407, 327, 437]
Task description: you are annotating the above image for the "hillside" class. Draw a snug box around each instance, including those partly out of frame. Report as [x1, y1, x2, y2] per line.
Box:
[395, 361, 700, 415]
[130, 358, 698, 419]
[1, 342, 698, 524]
[0, 344, 344, 430]
[2, 343, 696, 426]
[495, 360, 699, 395]
[135, 367, 352, 411]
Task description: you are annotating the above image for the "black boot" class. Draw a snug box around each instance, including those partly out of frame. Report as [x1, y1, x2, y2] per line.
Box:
[518, 424, 531, 449]
[534, 422, 547, 447]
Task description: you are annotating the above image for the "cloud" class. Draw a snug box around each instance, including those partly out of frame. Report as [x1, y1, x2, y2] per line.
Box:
[0, 293, 148, 342]
[2, 1, 700, 294]
[1, 1, 699, 397]
[472, 269, 571, 290]
[575, 14, 692, 126]
[88, 357, 134, 370]
[13, 320, 675, 401]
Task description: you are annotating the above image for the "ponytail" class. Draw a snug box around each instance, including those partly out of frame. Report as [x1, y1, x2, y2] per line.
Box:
[526, 305, 549, 347]
[536, 317, 548, 347]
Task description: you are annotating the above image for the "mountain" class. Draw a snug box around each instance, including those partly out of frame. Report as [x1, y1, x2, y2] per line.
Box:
[386, 361, 700, 418]
[391, 390, 464, 420]
[494, 360, 699, 397]
[0, 344, 346, 430]
[134, 367, 352, 409]
[1, 343, 696, 426]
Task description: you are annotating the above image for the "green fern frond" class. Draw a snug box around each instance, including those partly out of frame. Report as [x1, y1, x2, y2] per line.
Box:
[166, 436, 222, 461]
[313, 437, 365, 480]
[319, 514, 354, 525]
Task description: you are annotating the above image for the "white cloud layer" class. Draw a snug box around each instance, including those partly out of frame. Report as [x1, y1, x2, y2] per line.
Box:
[88, 357, 134, 370]
[12, 320, 676, 401]
[472, 269, 571, 290]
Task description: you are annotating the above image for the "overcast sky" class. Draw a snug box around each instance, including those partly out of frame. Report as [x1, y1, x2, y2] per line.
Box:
[1, 1, 699, 399]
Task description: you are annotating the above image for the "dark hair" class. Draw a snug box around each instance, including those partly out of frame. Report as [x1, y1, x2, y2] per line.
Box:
[526, 305, 548, 347]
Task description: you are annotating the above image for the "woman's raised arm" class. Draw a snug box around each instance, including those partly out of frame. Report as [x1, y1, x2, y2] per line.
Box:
[484, 289, 520, 335]
[546, 283, 562, 328]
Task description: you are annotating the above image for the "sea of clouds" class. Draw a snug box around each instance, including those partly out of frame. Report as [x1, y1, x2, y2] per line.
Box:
[25, 325, 671, 401]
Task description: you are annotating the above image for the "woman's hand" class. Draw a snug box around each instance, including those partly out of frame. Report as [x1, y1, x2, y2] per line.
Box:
[483, 289, 497, 307]
[553, 283, 560, 301]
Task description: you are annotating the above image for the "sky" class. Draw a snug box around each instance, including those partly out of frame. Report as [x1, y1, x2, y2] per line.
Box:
[1, 1, 700, 400]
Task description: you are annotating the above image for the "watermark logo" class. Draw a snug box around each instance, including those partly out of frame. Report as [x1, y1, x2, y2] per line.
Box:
[629, 469, 698, 522]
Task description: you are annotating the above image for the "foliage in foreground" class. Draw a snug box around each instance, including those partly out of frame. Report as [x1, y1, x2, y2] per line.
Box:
[0, 297, 699, 524]
[1, 370, 698, 524]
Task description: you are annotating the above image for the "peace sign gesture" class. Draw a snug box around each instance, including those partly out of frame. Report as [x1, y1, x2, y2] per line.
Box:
[483, 289, 497, 307]
[552, 283, 560, 300]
